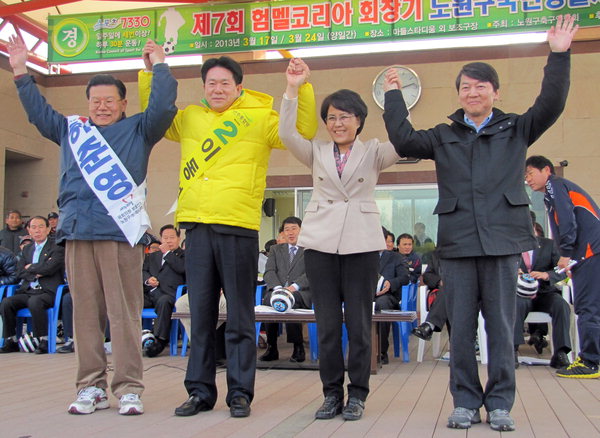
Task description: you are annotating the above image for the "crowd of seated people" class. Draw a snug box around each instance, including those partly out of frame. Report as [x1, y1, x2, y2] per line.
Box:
[0, 210, 573, 373]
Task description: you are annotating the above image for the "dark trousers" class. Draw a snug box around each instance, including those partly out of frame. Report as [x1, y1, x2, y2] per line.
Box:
[262, 289, 307, 346]
[374, 293, 399, 355]
[572, 254, 600, 364]
[183, 224, 258, 407]
[0, 290, 54, 338]
[143, 289, 176, 341]
[441, 255, 519, 412]
[304, 249, 379, 402]
[514, 293, 571, 352]
[62, 292, 73, 338]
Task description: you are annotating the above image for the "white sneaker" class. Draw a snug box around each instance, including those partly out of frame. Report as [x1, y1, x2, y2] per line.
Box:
[68, 386, 109, 414]
[119, 393, 144, 415]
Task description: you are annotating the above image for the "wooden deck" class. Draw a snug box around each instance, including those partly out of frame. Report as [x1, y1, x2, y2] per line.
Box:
[1, 335, 599, 438]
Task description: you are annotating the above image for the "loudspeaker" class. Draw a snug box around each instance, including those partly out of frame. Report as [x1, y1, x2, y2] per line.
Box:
[263, 198, 275, 217]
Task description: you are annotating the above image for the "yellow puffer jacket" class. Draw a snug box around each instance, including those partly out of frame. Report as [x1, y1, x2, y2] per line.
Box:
[139, 70, 317, 230]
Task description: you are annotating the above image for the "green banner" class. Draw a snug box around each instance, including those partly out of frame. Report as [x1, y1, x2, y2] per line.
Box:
[48, 0, 600, 63]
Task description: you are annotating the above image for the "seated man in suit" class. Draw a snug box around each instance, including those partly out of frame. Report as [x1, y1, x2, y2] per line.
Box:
[514, 226, 571, 369]
[397, 233, 422, 284]
[142, 224, 185, 357]
[261, 216, 311, 363]
[0, 216, 65, 354]
[375, 228, 410, 364]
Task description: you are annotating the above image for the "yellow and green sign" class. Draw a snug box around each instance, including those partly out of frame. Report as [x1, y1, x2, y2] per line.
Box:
[48, 0, 600, 63]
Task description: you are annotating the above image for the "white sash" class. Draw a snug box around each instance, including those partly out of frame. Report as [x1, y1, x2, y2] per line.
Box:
[67, 116, 151, 247]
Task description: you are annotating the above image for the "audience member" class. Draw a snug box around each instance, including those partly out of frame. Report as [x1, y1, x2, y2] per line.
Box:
[261, 216, 311, 363]
[397, 233, 422, 283]
[0, 210, 28, 254]
[0, 244, 18, 287]
[384, 229, 396, 251]
[513, 226, 571, 369]
[526, 155, 600, 379]
[375, 228, 410, 364]
[0, 216, 65, 354]
[48, 212, 59, 239]
[16, 234, 33, 263]
[142, 224, 186, 357]
[413, 222, 433, 247]
[57, 291, 75, 353]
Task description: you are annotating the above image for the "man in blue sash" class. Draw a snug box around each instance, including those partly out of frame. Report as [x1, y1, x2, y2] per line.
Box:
[8, 36, 177, 416]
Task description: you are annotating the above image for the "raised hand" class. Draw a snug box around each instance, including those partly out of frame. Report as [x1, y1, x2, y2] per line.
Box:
[285, 58, 310, 99]
[548, 14, 579, 53]
[383, 68, 401, 92]
[7, 34, 28, 76]
[142, 39, 165, 70]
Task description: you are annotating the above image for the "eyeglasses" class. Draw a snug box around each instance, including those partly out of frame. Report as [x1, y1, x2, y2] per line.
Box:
[326, 114, 356, 124]
[89, 97, 122, 108]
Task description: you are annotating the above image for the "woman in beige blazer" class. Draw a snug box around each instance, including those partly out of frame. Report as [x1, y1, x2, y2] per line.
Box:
[279, 58, 400, 421]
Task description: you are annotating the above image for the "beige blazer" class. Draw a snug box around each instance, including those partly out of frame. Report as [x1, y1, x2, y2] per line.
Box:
[279, 95, 400, 255]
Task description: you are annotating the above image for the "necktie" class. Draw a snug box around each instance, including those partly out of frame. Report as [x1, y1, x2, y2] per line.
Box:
[30, 244, 42, 289]
[289, 246, 297, 263]
[522, 251, 532, 272]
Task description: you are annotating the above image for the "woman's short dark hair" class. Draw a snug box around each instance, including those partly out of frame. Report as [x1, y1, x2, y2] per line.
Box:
[320, 89, 368, 135]
[526, 155, 555, 174]
[86, 74, 127, 99]
[455, 62, 500, 92]
[201, 56, 243, 85]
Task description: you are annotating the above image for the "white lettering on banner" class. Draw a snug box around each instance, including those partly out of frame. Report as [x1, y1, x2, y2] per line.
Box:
[67, 116, 151, 246]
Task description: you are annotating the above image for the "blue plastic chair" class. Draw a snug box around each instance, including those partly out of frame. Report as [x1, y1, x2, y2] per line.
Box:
[142, 284, 186, 356]
[8, 283, 68, 354]
[392, 282, 418, 362]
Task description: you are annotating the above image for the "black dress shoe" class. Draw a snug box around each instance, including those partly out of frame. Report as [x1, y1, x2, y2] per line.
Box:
[290, 343, 305, 363]
[259, 345, 279, 361]
[144, 340, 165, 358]
[229, 396, 251, 418]
[315, 396, 343, 419]
[527, 332, 548, 354]
[34, 339, 48, 354]
[0, 338, 20, 353]
[174, 395, 212, 416]
[342, 397, 365, 421]
[412, 323, 433, 341]
[550, 350, 571, 369]
[381, 352, 389, 365]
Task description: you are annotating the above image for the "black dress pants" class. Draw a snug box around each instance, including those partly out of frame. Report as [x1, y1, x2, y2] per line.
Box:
[0, 290, 54, 338]
[304, 249, 379, 402]
[144, 289, 176, 341]
[183, 224, 258, 407]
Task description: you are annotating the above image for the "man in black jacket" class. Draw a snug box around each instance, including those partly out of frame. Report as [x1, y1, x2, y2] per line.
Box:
[383, 14, 578, 432]
[0, 210, 27, 254]
[375, 228, 410, 364]
[0, 216, 65, 354]
[142, 224, 185, 357]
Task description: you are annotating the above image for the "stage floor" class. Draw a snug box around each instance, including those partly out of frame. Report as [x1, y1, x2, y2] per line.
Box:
[1, 334, 598, 438]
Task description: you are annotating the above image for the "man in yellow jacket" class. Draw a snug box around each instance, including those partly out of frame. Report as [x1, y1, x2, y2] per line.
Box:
[139, 43, 316, 418]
